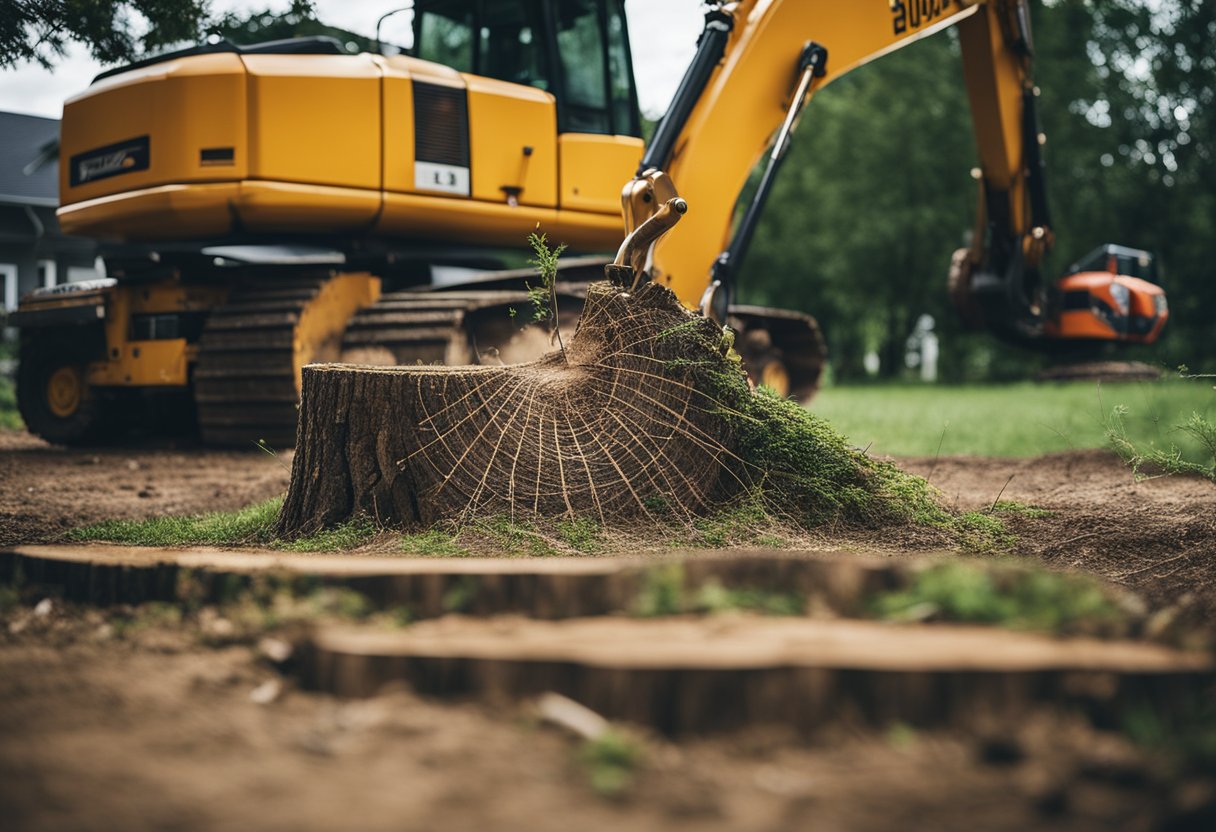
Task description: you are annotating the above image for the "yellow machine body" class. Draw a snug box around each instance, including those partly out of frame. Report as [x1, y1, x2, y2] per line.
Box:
[58, 53, 642, 251]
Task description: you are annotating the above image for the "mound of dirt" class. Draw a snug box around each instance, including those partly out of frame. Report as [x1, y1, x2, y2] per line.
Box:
[278, 276, 955, 539]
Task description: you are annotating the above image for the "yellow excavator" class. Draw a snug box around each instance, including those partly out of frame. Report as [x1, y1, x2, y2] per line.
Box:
[12, 0, 1168, 447]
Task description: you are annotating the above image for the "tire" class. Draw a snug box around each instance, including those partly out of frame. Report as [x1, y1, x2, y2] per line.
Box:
[16, 336, 109, 445]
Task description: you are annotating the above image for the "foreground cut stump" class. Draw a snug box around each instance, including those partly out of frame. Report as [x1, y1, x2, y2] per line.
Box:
[278, 278, 741, 536]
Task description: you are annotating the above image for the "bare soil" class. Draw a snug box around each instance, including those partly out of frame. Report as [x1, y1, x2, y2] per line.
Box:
[1, 430, 1214, 831]
[900, 450, 1216, 618]
[0, 431, 291, 548]
[0, 610, 1210, 832]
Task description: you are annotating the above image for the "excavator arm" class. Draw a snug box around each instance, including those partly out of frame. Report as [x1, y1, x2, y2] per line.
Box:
[625, 0, 1167, 355]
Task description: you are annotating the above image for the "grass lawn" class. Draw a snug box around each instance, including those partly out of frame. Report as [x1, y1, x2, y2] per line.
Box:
[0, 375, 20, 431]
[812, 379, 1215, 460]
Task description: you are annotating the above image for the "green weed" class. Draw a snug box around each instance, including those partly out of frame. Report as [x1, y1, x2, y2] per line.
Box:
[579, 729, 645, 799]
[870, 561, 1129, 636]
[526, 231, 568, 358]
[1108, 405, 1216, 483]
[991, 500, 1055, 519]
[632, 563, 804, 617]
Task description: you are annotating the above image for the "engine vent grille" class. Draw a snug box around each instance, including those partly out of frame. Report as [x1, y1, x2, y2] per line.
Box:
[413, 82, 469, 168]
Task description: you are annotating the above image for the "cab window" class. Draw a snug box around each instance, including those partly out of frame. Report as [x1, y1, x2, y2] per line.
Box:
[415, 1, 475, 72]
[413, 0, 640, 137]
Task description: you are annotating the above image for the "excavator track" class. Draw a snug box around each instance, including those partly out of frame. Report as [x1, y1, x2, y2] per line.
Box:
[193, 265, 827, 447]
[728, 305, 827, 403]
[194, 277, 328, 448]
[341, 290, 536, 367]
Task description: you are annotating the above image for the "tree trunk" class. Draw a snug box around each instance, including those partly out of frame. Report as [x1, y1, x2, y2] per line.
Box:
[277, 278, 737, 537]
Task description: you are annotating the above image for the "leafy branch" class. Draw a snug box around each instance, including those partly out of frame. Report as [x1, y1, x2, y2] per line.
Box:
[527, 232, 568, 361]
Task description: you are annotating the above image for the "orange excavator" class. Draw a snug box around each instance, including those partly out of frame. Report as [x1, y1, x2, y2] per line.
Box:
[11, 0, 1167, 447]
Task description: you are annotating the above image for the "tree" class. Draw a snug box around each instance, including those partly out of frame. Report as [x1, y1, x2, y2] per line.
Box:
[739, 31, 983, 381]
[2, 0, 210, 68]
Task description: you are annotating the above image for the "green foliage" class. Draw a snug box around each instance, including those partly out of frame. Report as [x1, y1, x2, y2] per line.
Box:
[4, 0, 211, 69]
[692, 581, 804, 616]
[0, 375, 22, 431]
[579, 730, 645, 799]
[526, 232, 569, 357]
[208, 1, 378, 52]
[991, 501, 1055, 519]
[632, 564, 804, 618]
[632, 564, 685, 618]
[1108, 405, 1216, 483]
[69, 498, 283, 546]
[871, 561, 1129, 636]
[738, 3, 1216, 379]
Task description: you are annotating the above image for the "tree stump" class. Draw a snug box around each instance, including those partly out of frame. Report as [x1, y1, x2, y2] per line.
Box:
[277, 277, 742, 536]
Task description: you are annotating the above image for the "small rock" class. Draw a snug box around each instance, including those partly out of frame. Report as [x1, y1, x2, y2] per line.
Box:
[205, 617, 235, 638]
[258, 637, 293, 663]
[33, 598, 53, 617]
[125, 459, 140, 471]
[250, 678, 283, 705]
[137, 489, 153, 499]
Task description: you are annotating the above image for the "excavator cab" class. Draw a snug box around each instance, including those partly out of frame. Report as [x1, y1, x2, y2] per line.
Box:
[410, 0, 641, 137]
[1045, 245, 1168, 344]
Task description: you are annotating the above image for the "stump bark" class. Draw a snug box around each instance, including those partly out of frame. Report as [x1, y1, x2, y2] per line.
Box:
[278, 277, 743, 536]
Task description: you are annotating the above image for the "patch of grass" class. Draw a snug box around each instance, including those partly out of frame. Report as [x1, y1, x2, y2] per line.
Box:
[991, 500, 1055, 519]
[632, 563, 804, 617]
[556, 517, 604, 553]
[0, 374, 21, 431]
[870, 560, 1130, 636]
[400, 528, 468, 557]
[686, 354, 1010, 547]
[812, 379, 1214, 460]
[633, 564, 685, 617]
[579, 729, 644, 799]
[468, 515, 559, 556]
[1107, 405, 1216, 483]
[69, 497, 284, 546]
[282, 517, 377, 553]
[685, 491, 774, 547]
[69, 498, 378, 552]
[692, 580, 804, 616]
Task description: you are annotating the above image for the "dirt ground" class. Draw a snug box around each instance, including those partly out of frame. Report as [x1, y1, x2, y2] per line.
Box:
[1, 429, 1214, 831]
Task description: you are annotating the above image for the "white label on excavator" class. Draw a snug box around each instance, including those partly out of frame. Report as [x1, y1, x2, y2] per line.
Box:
[415, 162, 470, 196]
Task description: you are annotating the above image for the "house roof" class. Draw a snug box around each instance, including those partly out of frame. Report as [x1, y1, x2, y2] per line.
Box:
[0, 111, 59, 208]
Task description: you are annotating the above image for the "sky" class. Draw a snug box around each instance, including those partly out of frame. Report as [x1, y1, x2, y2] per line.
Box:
[0, 0, 705, 120]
